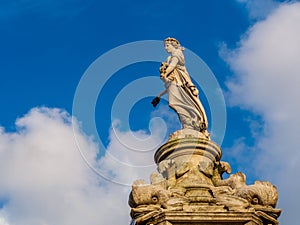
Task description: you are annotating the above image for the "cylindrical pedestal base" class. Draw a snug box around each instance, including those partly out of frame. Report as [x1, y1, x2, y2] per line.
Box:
[154, 138, 222, 187]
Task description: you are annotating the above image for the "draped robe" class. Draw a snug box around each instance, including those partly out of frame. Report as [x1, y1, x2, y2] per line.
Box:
[163, 49, 208, 131]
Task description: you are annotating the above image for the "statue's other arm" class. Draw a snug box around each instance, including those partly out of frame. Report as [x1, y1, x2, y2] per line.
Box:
[151, 89, 167, 107]
[158, 89, 167, 98]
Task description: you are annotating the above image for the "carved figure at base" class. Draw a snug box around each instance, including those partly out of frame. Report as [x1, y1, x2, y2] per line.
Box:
[152, 37, 209, 138]
[129, 38, 281, 225]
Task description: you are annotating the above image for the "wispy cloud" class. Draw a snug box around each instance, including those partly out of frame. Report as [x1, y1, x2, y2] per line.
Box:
[151, 103, 181, 134]
[222, 2, 300, 224]
[236, 0, 280, 20]
[0, 107, 163, 225]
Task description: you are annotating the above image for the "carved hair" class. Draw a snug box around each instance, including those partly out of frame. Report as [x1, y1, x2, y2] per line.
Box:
[164, 37, 185, 51]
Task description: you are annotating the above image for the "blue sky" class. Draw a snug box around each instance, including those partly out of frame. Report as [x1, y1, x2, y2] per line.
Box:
[0, 0, 300, 225]
[0, 0, 251, 150]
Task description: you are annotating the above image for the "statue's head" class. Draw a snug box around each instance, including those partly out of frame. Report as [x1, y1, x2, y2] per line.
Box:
[164, 37, 180, 47]
[164, 37, 184, 51]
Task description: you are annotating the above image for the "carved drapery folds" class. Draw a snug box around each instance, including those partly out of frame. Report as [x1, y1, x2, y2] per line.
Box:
[130, 38, 280, 225]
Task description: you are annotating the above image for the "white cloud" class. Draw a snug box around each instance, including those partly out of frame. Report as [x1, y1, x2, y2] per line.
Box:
[0, 107, 161, 225]
[151, 104, 181, 133]
[0, 216, 9, 225]
[223, 2, 300, 224]
[237, 0, 280, 20]
[95, 117, 165, 185]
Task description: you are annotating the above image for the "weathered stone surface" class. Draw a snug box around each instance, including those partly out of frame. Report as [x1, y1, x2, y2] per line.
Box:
[129, 138, 281, 225]
[152, 37, 209, 137]
[147, 211, 266, 225]
[129, 38, 280, 225]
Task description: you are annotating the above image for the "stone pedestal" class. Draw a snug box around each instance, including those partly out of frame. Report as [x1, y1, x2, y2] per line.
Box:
[129, 137, 281, 225]
[148, 211, 265, 225]
[154, 138, 221, 188]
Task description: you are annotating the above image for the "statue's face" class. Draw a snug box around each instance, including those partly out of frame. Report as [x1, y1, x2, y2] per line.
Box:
[164, 42, 175, 54]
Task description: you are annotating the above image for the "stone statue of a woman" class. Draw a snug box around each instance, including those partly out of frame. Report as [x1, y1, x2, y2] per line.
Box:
[152, 37, 209, 138]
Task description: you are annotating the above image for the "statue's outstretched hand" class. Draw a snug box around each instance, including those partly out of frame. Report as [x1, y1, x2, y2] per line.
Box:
[151, 97, 160, 107]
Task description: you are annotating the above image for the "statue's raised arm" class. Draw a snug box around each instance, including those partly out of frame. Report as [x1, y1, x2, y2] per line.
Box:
[152, 37, 209, 139]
